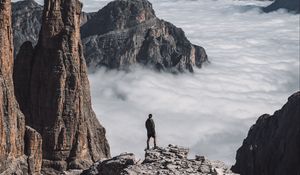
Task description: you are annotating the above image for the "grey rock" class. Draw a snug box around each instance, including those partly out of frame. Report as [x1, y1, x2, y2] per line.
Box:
[81, 0, 208, 73]
[263, 0, 300, 13]
[232, 91, 300, 175]
[82, 145, 237, 175]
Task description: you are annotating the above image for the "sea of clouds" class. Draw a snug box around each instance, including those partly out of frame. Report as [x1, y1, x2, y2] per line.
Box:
[14, 0, 299, 165]
[88, 0, 299, 165]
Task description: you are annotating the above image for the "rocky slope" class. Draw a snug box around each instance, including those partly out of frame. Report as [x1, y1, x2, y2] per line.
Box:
[81, 0, 208, 72]
[232, 91, 300, 175]
[82, 145, 237, 175]
[263, 0, 300, 13]
[13, 0, 110, 173]
[0, 0, 42, 174]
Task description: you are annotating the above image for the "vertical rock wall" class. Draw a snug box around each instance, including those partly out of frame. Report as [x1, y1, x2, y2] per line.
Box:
[14, 0, 110, 171]
[0, 0, 25, 172]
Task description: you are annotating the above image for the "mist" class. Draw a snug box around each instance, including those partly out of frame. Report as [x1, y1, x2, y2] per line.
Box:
[88, 0, 299, 165]
[12, 0, 299, 165]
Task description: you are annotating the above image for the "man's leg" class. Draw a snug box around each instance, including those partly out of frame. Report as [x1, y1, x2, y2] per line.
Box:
[154, 136, 157, 148]
[147, 137, 150, 150]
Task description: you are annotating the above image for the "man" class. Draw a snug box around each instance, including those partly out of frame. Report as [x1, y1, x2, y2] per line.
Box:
[145, 114, 157, 150]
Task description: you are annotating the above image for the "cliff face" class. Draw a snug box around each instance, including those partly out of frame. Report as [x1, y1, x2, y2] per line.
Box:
[263, 0, 300, 13]
[0, 0, 25, 171]
[81, 0, 208, 72]
[13, 0, 110, 172]
[82, 145, 237, 175]
[232, 91, 300, 175]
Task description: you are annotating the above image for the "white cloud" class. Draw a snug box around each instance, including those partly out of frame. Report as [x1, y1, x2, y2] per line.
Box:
[12, 0, 300, 165]
[89, 0, 299, 165]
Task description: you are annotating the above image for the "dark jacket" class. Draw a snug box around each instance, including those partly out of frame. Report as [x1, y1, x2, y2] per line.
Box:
[145, 118, 155, 135]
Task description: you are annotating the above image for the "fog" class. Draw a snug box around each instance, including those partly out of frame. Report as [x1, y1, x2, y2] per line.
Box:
[87, 0, 300, 165]
[13, 0, 300, 165]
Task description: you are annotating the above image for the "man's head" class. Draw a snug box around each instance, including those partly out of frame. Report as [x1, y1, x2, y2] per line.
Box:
[148, 114, 152, 118]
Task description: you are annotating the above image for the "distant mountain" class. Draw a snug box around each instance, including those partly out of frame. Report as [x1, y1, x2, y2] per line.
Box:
[81, 0, 208, 73]
[263, 0, 300, 13]
[12, 0, 208, 73]
[232, 91, 300, 175]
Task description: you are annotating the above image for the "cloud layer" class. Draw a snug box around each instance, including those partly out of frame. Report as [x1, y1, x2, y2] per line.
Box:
[13, 0, 299, 165]
[89, 0, 299, 165]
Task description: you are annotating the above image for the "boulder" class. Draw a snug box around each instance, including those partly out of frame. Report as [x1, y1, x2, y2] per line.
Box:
[263, 0, 300, 13]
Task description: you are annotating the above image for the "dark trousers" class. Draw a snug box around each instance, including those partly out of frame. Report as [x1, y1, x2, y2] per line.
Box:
[147, 134, 156, 149]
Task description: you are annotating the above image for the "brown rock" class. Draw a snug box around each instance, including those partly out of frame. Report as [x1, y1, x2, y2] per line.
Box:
[25, 126, 43, 175]
[0, 0, 25, 172]
[13, 0, 110, 172]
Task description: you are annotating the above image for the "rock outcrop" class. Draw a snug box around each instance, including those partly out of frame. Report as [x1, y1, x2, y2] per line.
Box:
[81, 0, 208, 72]
[13, 0, 110, 172]
[263, 0, 300, 13]
[0, 0, 26, 172]
[25, 126, 43, 175]
[82, 145, 237, 175]
[232, 91, 300, 175]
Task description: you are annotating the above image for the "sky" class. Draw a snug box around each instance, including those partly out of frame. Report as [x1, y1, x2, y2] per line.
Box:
[13, 0, 300, 165]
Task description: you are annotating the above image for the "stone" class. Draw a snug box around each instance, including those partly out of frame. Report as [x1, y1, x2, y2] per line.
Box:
[263, 0, 300, 13]
[82, 145, 237, 175]
[13, 0, 110, 172]
[232, 91, 300, 175]
[0, 0, 25, 172]
[25, 126, 43, 175]
[80, 0, 208, 73]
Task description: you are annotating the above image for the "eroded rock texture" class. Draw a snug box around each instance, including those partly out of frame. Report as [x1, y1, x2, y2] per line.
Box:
[13, 0, 110, 172]
[25, 126, 43, 175]
[82, 145, 237, 175]
[263, 0, 300, 13]
[232, 91, 300, 175]
[81, 0, 208, 72]
[0, 0, 25, 172]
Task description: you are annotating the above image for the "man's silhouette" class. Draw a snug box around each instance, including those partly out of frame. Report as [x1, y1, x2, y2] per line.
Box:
[145, 114, 157, 149]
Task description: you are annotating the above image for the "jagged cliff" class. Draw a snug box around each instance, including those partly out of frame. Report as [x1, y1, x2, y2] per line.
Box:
[81, 0, 208, 72]
[0, 0, 42, 174]
[13, 0, 110, 173]
[82, 145, 237, 175]
[232, 91, 300, 175]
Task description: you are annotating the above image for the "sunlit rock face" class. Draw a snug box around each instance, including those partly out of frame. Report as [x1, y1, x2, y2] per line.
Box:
[13, 0, 110, 172]
[81, 0, 208, 73]
[232, 91, 300, 175]
[263, 0, 300, 13]
[0, 0, 25, 172]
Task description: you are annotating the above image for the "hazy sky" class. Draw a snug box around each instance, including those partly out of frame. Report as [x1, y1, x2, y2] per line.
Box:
[12, 0, 300, 165]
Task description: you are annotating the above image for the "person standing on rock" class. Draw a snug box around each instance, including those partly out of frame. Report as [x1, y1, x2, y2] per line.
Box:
[145, 114, 157, 149]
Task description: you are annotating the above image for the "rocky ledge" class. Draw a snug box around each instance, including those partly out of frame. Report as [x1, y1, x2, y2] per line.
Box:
[82, 145, 237, 175]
